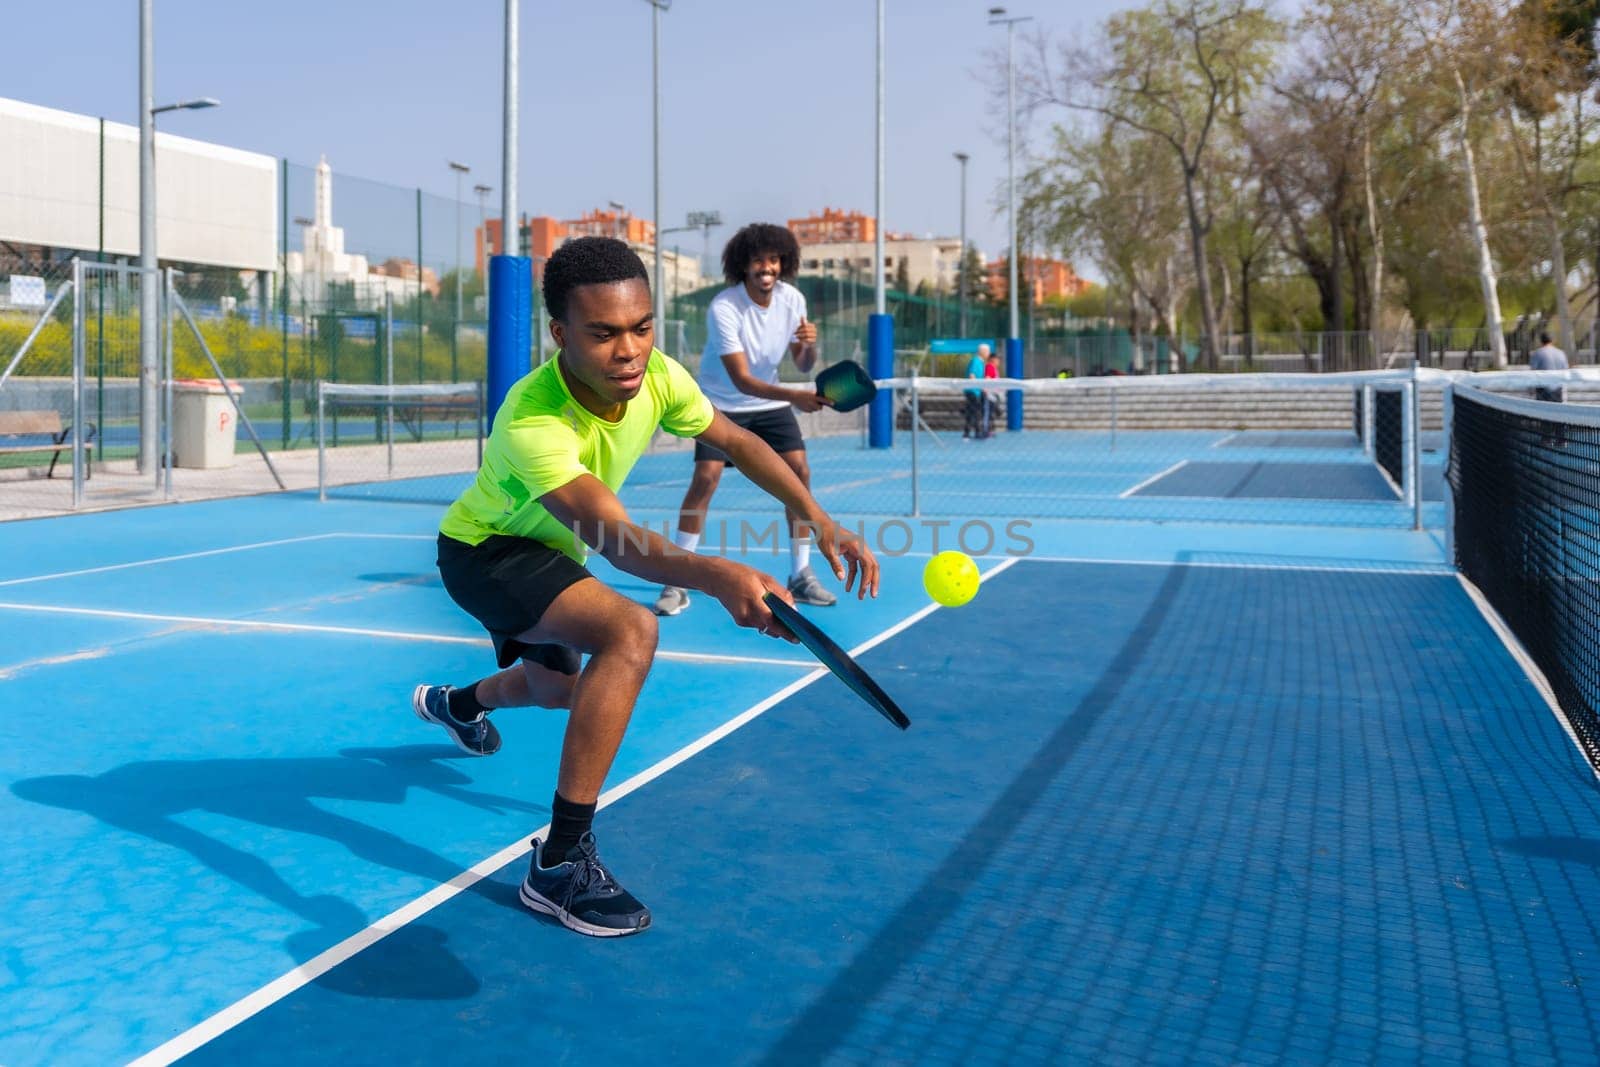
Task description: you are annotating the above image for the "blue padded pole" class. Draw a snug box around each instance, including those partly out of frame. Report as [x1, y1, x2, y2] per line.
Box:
[487, 255, 532, 415]
[868, 312, 894, 448]
[1005, 335, 1023, 431]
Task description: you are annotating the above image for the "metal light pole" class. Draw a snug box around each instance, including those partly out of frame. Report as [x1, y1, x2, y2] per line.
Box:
[448, 161, 470, 325]
[990, 6, 1031, 429]
[645, 0, 671, 330]
[661, 212, 720, 319]
[137, 0, 218, 476]
[954, 150, 969, 337]
[686, 210, 721, 277]
[874, 0, 886, 317]
[488, 0, 525, 416]
[502, 0, 518, 252]
[867, 0, 893, 448]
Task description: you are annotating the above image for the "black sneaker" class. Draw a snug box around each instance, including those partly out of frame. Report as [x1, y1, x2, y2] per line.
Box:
[520, 832, 651, 937]
[411, 684, 501, 756]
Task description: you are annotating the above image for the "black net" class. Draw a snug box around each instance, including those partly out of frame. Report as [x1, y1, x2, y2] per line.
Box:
[1374, 388, 1404, 490]
[1449, 387, 1600, 772]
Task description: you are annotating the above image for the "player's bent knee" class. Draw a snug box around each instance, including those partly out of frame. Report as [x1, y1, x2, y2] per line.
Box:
[603, 604, 659, 668]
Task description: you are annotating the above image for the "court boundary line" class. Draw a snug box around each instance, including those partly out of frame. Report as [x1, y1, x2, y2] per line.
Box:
[0, 532, 434, 589]
[1009, 554, 1450, 575]
[0, 602, 813, 670]
[1455, 573, 1600, 782]
[1118, 460, 1189, 498]
[124, 554, 1021, 1066]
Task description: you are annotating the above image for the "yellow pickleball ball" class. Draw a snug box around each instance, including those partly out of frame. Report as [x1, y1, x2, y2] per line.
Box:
[923, 550, 980, 607]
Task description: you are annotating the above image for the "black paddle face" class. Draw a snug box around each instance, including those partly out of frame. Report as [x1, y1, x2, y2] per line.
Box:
[815, 360, 878, 414]
[763, 593, 911, 730]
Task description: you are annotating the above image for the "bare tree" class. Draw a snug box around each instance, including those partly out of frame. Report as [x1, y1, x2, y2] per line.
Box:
[1398, 0, 1524, 365]
[1021, 0, 1283, 370]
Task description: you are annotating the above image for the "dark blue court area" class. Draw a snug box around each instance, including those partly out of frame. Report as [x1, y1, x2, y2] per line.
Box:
[1, 496, 1598, 1065]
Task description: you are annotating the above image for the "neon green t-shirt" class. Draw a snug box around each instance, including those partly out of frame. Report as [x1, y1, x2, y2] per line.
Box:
[440, 348, 714, 560]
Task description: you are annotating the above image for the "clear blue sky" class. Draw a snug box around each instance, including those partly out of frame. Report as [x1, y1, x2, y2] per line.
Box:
[3, 0, 1133, 269]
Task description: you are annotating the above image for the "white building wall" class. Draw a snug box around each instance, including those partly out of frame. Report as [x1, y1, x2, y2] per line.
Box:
[0, 97, 277, 270]
[798, 236, 964, 292]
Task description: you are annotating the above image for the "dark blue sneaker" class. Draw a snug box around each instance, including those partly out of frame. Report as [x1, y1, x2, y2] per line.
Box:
[520, 832, 651, 937]
[411, 684, 501, 756]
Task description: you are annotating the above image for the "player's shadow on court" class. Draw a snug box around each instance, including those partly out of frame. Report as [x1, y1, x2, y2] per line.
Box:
[12, 745, 538, 1000]
[1500, 835, 1600, 868]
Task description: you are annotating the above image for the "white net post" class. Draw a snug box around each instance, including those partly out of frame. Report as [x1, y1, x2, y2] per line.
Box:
[910, 370, 920, 518]
[1442, 383, 1456, 560]
[162, 267, 174, 499]
[1362, 383, 1376, 457]
[70, 257, 84, 507]
[1401, 379, 1416, 510]
[317, 381, 327, 503]
[385, 292, 395, 478]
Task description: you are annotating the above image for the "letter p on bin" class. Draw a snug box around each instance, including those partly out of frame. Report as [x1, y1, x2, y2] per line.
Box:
[172, 379, 241, 469]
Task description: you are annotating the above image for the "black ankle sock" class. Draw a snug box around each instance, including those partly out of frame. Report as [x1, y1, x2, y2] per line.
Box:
[542, 792, 596, 866]
[447, 683, 489, 723]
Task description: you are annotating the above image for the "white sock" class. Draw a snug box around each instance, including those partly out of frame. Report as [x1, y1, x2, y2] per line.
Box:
[673, 530, 701, 554]
[790, 537, 811, 578]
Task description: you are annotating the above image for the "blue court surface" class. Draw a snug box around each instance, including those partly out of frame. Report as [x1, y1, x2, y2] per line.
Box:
[2, 473, 1598, 1064]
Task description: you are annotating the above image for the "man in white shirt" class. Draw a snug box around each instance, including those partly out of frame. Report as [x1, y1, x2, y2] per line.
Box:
[1529, 331, 1569, 402]
[655, 223, 837, 616]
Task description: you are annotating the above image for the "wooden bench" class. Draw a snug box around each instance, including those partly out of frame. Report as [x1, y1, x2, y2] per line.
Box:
[0, 411, 96, 479]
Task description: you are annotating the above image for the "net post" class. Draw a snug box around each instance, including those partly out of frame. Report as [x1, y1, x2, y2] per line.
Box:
[317, 381, 327, 503]
[385, 291, 395, 478]
[1441, 383, 1455, 563]
[910, 371, 920, 517]
[70, 257, 84, 508]
[162, 267, 173, 499]
[1401, 379, 1416, 512]
[1362, 383, 1376, 457]
[1410, 362, 1424, 531]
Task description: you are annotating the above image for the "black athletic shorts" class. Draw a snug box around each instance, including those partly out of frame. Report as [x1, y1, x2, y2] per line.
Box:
[693, 405, 805, 464]
[436, 533, 588, 673]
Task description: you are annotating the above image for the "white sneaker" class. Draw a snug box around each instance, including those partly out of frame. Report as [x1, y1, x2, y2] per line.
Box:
[653, 585, 690, 616]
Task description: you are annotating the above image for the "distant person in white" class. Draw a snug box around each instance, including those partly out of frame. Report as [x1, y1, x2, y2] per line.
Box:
[1530, 331, 1569, 402]
[654, 223, 837, 617]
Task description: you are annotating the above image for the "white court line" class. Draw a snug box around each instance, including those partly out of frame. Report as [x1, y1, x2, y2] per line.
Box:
[1455, 574, 1600, 783]
[0, 532, 435, 589]
[126, 555, 1019, 1066]
[0, 602, 812, 669]
[1000, 553, 1451, 575]
[1210, 433, 1241, 449]
[0, 534, 347, 588]
[1118, 460, 1189, 499]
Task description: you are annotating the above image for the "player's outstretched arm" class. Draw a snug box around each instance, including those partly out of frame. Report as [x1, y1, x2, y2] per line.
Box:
[539, 474, 798, 640]
[695, 413, 880, 600]
[721, 351, 831, 413]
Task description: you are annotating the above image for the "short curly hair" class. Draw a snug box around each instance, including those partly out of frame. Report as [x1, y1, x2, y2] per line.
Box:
[542, 236, 649, 321]
[721, 223, 800, 287]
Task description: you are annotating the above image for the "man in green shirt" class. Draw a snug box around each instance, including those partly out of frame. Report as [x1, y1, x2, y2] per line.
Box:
[414, 237, 877, 938]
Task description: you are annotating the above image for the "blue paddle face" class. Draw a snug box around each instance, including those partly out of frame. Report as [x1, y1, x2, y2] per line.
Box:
[763, 593, 910, 730]
[814, 360, 878, 414]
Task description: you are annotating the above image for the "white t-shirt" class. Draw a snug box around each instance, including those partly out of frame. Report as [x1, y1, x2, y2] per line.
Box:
[696, 281, 807, 413]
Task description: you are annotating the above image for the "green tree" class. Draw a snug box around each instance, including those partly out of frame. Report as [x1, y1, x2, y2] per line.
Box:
[1027, 0, 1285, 369]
